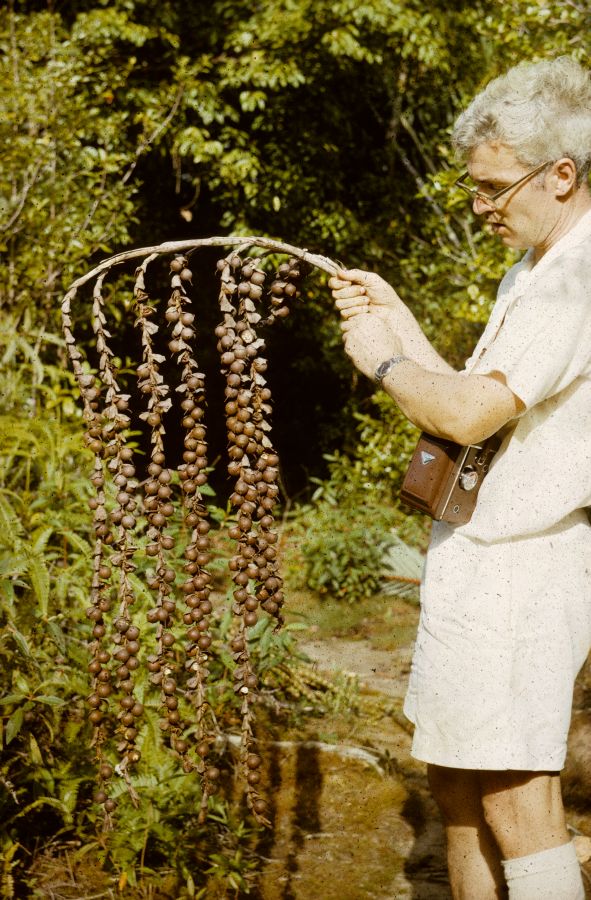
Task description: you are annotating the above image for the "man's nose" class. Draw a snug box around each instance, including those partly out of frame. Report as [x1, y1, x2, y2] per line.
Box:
[473, 193, 496, 215]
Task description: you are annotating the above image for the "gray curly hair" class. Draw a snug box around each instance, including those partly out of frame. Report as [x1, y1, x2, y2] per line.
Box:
[452, 57, 591, 182]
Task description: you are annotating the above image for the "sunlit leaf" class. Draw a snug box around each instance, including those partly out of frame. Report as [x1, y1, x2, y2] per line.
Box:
[26, 554, 50, 617]
[6, 627, 32, 658]
[5, 708, 24, 745]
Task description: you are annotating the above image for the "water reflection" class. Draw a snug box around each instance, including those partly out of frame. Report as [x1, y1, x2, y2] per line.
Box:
[248, 736, 451, 898]
[282, 745, 323, 899]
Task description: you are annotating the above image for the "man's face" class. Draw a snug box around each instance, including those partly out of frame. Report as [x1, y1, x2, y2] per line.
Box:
[467, 142, 555, 252]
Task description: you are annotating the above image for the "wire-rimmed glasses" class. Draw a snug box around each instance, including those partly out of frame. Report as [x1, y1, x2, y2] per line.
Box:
[454, 161, 550, 209]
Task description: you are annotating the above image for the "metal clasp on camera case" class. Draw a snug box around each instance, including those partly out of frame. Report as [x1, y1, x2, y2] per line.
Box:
[459, 466, 479, 491]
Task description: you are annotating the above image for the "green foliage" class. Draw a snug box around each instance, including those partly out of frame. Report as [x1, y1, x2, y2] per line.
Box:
[0, 327, 80, 813]
[318, 395, 420, 503]
[0, 2, 182, 321]
[299, 504, 395, 601]
[3, 0, 591, 891]
[5, 0, 591, 482]
[380, 535, 424, 603]
[0, 332, 99, 894]
[291, 391, 430, 600]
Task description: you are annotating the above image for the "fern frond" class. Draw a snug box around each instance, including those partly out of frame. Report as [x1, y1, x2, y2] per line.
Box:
[380, 533, 424, 601]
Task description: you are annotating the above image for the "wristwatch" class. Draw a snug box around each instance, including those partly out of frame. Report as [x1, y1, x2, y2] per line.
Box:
[374, 354, 409, 384]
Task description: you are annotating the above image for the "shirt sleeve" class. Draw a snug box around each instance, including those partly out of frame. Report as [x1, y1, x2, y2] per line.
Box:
[472, 259, 591, 409]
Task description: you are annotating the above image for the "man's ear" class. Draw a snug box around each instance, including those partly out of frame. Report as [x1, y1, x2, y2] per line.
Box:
[551, 157, 578, 196]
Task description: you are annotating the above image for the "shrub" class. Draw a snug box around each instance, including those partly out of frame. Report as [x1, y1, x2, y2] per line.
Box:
[298, 504, 395, 601]
[292, 392, 429, 601]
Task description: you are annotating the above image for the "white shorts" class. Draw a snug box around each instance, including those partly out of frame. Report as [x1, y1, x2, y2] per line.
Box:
[403, 512, 591, 770]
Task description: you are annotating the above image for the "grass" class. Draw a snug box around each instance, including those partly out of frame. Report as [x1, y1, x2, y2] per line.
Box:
[283, 585, 420, 653]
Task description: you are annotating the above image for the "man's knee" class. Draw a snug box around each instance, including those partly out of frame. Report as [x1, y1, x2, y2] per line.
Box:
[427, 764, 483, 826]
[479, 771, 555, 828]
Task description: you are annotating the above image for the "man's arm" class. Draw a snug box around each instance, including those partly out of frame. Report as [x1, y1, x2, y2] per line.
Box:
[380, 360, 522, 444]
[339, 305, 523, 445]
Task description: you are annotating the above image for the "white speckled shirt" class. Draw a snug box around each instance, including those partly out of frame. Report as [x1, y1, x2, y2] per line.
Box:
[458, 208, 591, 543]
[404, 209, 591, 770]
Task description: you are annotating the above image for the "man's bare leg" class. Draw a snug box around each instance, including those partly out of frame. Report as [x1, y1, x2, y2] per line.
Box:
[427, 765, 506, 900]
[478, 771, 568, 858]
[478, 771, 583, 899]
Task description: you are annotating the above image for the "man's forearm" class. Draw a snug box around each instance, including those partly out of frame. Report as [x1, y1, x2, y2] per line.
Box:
[397, 316, 457, 375]
[380, 359, 519, 445]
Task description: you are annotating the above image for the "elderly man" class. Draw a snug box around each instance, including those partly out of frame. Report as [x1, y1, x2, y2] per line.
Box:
[330, 57, 591, 899]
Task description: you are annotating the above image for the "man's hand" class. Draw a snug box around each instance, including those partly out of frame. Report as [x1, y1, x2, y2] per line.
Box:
[329, 271, 369, 318]
[340, 311, 403, 381]
[330, 268, 416, 332]
[333, 271, 520, 442]
[330, 266, 458, 378]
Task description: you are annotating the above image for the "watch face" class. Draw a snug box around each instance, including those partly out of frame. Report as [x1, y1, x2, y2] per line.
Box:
[375, 360, 391, 381]
[375, 355, 406, 382]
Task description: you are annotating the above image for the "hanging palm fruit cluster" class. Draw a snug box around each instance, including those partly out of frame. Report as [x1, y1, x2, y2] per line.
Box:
[216, 250, 309, 821]
[61, 237, 334, 829]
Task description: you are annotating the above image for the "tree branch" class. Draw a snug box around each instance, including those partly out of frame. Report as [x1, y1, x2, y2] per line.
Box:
[61, 235, 340, 313]
[0, 158, 46, 234]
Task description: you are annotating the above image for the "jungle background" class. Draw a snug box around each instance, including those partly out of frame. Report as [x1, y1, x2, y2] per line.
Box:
[2, 0, 591, 897]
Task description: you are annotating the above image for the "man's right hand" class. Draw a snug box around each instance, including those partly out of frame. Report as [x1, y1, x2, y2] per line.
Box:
[329, 267, 456, 378]
[329, 268, 415, 333]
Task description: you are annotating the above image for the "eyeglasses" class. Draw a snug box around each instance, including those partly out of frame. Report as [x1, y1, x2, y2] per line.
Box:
[454, 161, 550, 209]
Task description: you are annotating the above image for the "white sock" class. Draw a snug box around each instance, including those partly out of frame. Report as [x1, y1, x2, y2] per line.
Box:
[502, 841, 585, 900]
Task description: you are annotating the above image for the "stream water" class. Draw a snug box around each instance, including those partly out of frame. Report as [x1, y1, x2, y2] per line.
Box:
[241, 635, 591, 900]
[235, 635, 451, 899]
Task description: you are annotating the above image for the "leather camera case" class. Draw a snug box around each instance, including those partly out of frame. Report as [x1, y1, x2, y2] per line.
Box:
[400, 431, 502, 525]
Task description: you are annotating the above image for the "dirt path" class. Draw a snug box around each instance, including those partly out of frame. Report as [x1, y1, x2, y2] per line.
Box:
[299, 637, 413, 701]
